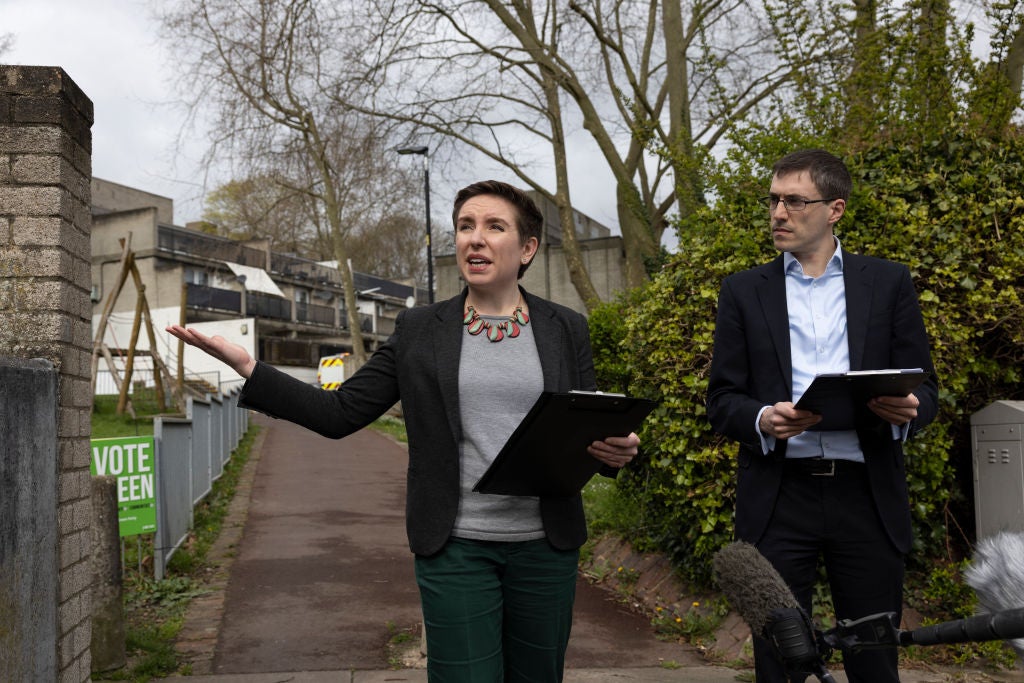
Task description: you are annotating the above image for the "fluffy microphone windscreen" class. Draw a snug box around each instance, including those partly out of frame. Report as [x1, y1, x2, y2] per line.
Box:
[713, 541, 801, 635]
[964, 531, 1024, 654]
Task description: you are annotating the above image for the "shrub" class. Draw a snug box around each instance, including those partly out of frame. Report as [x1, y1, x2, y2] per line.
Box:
[591, 127, 1024, 583]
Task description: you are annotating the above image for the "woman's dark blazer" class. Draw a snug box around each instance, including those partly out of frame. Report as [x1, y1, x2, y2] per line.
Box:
[239, 287, 597, 557]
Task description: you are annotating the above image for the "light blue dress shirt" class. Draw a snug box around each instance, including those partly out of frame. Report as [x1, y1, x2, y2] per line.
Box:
[757, 238, 865, 461]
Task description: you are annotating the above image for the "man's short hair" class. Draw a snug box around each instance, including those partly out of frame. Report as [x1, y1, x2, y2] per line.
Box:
[452, 180, 543, 278]
[772, 149, 852, 201]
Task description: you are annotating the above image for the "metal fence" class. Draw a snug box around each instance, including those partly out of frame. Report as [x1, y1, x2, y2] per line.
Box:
[152, 389, 250, 579]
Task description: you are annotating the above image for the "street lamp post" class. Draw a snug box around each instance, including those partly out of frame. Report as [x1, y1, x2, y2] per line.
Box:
[396, 145, 433, 304]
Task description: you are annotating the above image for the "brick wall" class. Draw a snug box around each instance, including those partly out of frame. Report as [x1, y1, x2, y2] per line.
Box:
[0, 64, 95, 682]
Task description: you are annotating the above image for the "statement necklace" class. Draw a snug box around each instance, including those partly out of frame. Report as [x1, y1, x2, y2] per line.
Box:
[463, 300, 530, 342]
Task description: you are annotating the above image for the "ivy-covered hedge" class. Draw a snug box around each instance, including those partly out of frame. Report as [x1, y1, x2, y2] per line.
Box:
[591, 129, 1024, 585]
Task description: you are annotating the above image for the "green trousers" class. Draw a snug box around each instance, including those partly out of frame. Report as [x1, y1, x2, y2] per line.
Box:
[414, 537, 579, 683]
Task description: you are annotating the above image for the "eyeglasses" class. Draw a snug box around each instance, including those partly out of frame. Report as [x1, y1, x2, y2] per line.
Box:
[761, 195, 836, 212]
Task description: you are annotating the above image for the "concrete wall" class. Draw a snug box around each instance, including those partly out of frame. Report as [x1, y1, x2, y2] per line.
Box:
[91, 207, 160, 264]
[525, 236, 627, 311]
[0, 65, 95, 682]
[91, 177, 174, 225]
[0, 359, 59, 681]
[91, 207, 184, 318]
[436, 235, 627, 315]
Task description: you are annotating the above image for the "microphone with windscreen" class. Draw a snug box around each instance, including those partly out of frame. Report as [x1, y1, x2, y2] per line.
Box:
[714, 536, 1024, 673]
[826, 531, 1024, 654]
[713, 541, 839, 682]
[965, 531, 1024, 656]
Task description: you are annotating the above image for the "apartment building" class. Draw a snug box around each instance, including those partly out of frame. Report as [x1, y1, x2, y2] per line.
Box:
[90, 178, 421, 389]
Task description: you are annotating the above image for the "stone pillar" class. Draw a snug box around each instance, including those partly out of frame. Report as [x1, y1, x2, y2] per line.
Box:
[0, 65, 95, 683]
[90, 476, 125, 672]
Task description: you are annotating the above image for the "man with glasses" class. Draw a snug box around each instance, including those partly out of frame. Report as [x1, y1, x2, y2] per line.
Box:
[707, 149, 938, 682]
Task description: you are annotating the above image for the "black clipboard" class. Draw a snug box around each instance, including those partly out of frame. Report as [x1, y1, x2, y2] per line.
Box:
[472, 391, 658, 497]
[794, 369, 928, 431]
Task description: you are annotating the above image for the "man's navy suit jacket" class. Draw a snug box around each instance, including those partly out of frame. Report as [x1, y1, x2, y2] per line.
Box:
[707, 250, 938, 553]
[240, 287, 597, 557]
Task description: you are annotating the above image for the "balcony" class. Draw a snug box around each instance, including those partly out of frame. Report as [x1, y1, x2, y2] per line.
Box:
[247, 292, 291, 321]
[159, 225, 267, 267]
[296, 302, 335, 326]
[184, 284, 394, 339]
[186, 283, 241, 313]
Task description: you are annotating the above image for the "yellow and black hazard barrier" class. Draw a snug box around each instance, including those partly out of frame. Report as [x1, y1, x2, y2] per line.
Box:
[317, 353, 347, 390]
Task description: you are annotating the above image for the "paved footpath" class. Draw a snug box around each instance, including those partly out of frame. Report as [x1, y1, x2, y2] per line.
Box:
[162, 413, 1023, 683]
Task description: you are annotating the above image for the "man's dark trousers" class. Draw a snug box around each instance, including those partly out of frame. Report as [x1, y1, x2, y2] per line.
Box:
[753, 458, 903, 683]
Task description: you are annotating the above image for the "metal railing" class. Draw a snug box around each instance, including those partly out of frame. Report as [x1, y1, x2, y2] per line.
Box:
[183, 284, 402, 337]
[94, 367, 221, 398]
[296, 301, 335, 326]
[158, 225, 267, 268]
[152, 389, 250, 579]
[187, 283, 241, 314]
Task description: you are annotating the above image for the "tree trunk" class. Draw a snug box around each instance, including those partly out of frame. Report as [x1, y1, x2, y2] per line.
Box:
[1005, 21, 1024, 102]
[540, 64, 602, 308]
[304, 113, 368, 363]
[661, 0, 702, 223]
[843, 0, 879, 142]
[615, 181, 659, 288]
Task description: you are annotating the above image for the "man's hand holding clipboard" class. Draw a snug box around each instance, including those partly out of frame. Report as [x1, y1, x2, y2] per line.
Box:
[793, 369, 929, 431]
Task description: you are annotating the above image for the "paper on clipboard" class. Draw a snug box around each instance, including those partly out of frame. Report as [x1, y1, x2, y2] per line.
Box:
[794, 368, 928, 431]
[472, 390, 658, 497]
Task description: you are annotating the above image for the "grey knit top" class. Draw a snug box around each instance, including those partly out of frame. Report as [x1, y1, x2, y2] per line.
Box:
[451, 314, 545, 542]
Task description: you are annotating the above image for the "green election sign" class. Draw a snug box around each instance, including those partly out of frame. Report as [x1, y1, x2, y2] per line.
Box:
[90, 436, 157, 537]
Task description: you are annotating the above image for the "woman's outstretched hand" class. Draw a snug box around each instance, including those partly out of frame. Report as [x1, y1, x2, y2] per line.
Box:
[165, 325, 257, 379]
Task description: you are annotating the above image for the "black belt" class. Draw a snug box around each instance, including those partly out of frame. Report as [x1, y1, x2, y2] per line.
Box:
[784, 457, 864, 477]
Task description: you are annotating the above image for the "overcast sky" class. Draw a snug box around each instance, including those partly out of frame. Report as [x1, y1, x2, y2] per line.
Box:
[2, 0, 627, 237]
[2, 0, 217, 221]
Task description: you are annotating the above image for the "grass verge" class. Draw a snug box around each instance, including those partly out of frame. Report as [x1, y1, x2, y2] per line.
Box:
[92, 394, 164, 438]
[581, 475, 1022, 673]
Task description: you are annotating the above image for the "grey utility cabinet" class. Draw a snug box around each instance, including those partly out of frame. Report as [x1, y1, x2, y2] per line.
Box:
[971, 400, 1024, 541]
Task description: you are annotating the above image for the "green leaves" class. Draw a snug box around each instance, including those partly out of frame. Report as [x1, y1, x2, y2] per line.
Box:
[590, 127, 1024, 585]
